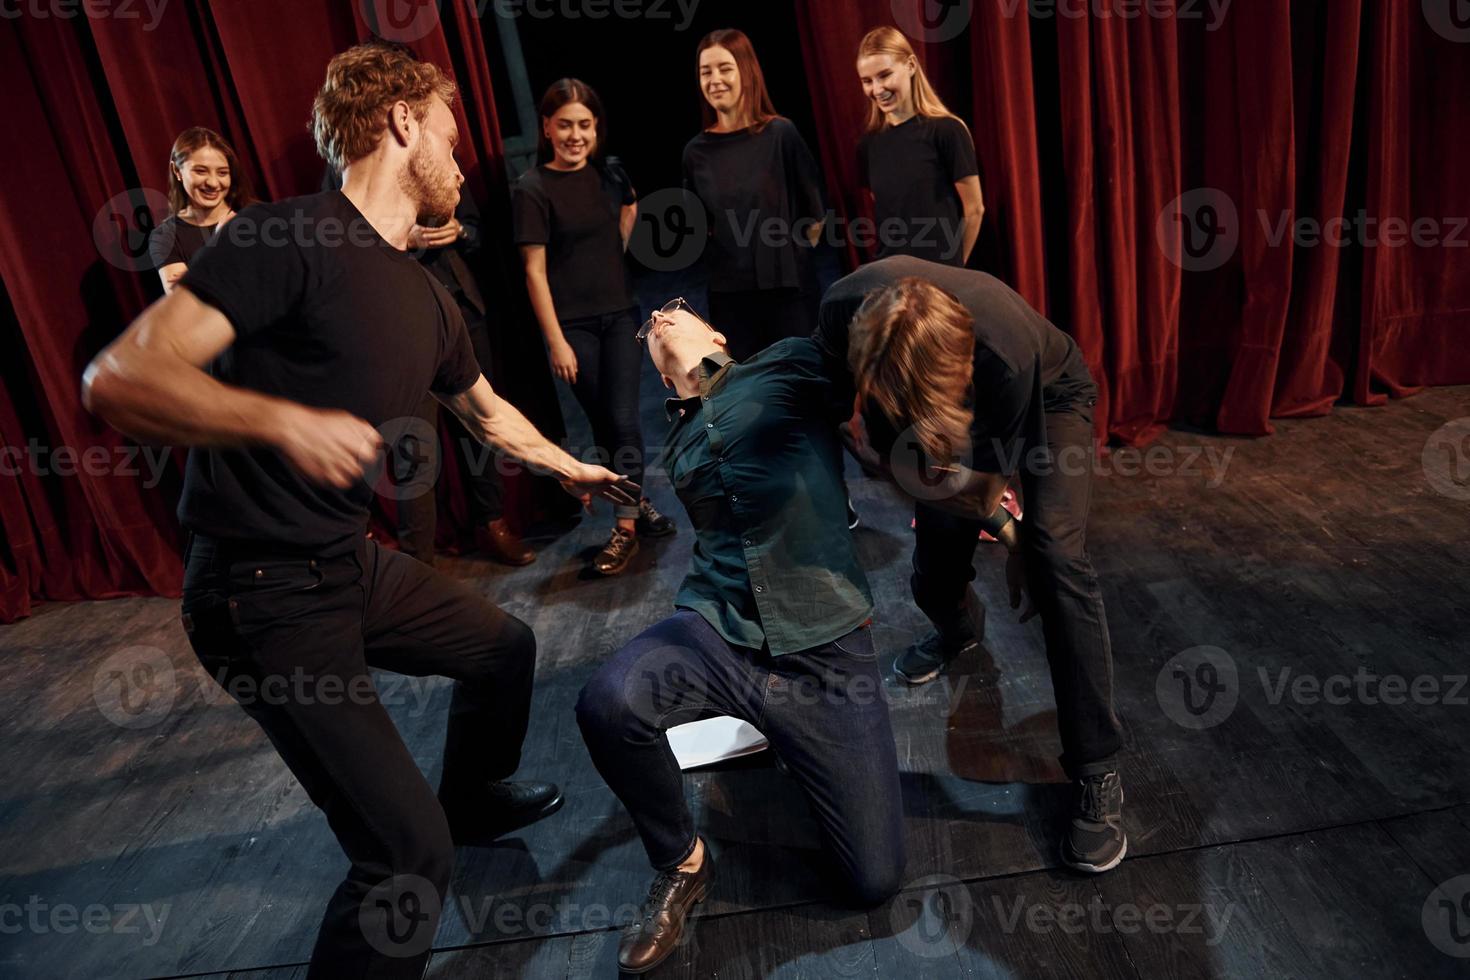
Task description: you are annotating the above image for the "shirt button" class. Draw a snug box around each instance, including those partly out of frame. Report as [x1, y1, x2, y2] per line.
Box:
[730, 494, 738, 502]
[755, 585, 765, 594]
[706, 422, 714, 429]
[743, 539, 752, 547]
[719, 456, 727, 463]
[253, 569, 264, 580]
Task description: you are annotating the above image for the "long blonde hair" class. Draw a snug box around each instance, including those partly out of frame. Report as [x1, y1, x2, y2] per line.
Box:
[857, 27, 964, 134]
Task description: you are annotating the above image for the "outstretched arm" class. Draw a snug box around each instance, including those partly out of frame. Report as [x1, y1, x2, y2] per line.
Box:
[82, 286, 383, 488]
[436, 376, 627, 507]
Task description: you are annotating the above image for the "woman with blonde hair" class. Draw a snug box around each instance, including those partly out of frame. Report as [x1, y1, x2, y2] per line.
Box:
[855, 26, 983, 267]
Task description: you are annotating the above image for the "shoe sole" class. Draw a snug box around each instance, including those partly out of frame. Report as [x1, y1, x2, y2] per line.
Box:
[619, 882, 707, 974]
[450, 791, 565, 846]
[893, 640, 981, 686]
[1062, 834, 1127, 874]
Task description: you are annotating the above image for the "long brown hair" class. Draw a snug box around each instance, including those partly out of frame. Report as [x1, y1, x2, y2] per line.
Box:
[696, 29, 777, 133]
[848, 277, 975, 465]
[857, 26, 966, 135]
[536, 78, 608, 165]
[166, 127, 255, 214]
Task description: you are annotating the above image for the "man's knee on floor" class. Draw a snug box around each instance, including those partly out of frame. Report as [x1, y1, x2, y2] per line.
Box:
[842, 858, 905, 908]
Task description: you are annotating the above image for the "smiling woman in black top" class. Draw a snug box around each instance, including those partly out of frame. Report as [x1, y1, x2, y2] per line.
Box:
[513, 78, 676, 577]
[683, 28, 826, 361]
[149, 127, 255, 294]
[855, 27, 983, 268]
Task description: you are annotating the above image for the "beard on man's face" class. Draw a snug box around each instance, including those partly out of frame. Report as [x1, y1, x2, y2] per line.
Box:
[400, 140, 459, 223]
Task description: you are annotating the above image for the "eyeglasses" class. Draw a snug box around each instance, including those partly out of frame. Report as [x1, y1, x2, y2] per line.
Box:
[637, 297, 709, 346]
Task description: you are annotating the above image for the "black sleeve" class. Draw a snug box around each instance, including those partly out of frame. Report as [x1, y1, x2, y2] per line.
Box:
[937, 117, 979, 182]
[812, 290, 860, 411]
[454, 191, 483, 257]
[178, 206, 306, 341]
[779, 119, 826, 223]
[148, 219, 184, 270]
[510, 176, 550, 246]
[604, 156, 637, 205]
[426, 275, 481, 396]
[856, 137, 870, 190]
[967, 350, 1034, 476]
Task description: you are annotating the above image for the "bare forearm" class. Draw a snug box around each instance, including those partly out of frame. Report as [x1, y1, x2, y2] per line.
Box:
[84, 346, 286, 449]
[961, 208, 983, 265]
[444, 385, 582, 481]
[524, 270, 564, 344]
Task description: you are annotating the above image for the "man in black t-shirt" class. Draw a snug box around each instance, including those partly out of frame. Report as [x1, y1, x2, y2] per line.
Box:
[815, 255, 1127, 877]
[84, 44, 624, 979]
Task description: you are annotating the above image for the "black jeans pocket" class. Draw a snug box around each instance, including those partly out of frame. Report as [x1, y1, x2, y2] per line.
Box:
[827, 623, 878, 662]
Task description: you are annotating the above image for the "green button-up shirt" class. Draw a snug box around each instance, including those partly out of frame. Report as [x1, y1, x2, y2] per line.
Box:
[661, 337, 874, 655]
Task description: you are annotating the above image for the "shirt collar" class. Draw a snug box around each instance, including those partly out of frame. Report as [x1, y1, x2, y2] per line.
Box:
[665, 351, 736, 420]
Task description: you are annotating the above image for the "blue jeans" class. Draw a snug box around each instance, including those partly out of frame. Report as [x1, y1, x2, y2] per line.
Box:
[576, 611, 905, 906]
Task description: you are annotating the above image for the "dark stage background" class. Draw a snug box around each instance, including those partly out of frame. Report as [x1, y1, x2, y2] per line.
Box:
[1, 0, 1467, 623]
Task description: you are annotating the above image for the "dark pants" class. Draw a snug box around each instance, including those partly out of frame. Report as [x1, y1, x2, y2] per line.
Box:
[575, 611, 905, 906]
[561, 307, 645, 521]
[912, 401, 1123, 778]
[181, 535, 538, 978]
[392, 393, 508, 564]
[706, 288, 812, 363]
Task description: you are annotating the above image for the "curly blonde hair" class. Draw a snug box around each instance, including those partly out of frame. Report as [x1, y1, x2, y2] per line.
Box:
[849, 277, 975, 465]
[311, 43, 457, 172]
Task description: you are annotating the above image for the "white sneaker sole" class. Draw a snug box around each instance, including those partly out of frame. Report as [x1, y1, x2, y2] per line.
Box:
[1063, 834, 1127, 874]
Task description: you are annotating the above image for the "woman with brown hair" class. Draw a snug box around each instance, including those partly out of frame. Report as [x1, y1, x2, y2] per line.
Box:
[682, 28, 826, 360]
[855, 26, 983, 267]
[513, 78, 676, 576]
[149, 127, 255, 293]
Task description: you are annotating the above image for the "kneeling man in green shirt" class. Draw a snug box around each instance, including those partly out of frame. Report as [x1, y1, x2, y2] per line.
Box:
[576, 298, 904, 975]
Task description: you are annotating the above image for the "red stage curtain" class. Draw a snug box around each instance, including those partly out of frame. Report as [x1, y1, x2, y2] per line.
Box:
[0, 1, 529, 623]
[795, 0, 1470, 444]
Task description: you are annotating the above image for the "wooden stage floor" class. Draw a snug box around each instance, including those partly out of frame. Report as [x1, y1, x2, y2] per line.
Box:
[2, 379, 1467, 979]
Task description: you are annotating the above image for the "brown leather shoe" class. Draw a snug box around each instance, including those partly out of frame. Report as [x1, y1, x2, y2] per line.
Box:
[592, 527, 639, 576]
[476, 518, 535, 566]
[618, 851, 713, 974]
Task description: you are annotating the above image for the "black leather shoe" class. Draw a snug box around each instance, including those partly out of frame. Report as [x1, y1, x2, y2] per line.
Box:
[618, 850, 714, 974]
[439, 780, 564, 845]
[593, 527, 640, 576]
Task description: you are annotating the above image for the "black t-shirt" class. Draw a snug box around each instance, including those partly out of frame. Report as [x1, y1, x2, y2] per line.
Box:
[177, 190, 481, 552]
[815, 256, 1094, 476]
[682, 117, 825, 293]
[858, 115, 978, 267]
[148, 215, 220, 269]
[511, 159, 637, 321]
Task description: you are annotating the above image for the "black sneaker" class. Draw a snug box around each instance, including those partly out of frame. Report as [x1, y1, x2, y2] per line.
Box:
[893, 629, 979, 685]
[1061, 771, 1126, 873]
[439, 780, 564, 846]
[636, 498, 677, 538]
[593, 527, 640, 575]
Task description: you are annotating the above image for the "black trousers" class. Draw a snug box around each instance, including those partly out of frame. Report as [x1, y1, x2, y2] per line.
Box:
[560, 307, 646, 521]
[912, 401, 1124, 777]
[181, 535, 537, 978]
[706, 287, 813, 362]
[392, 392, 508, 564]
